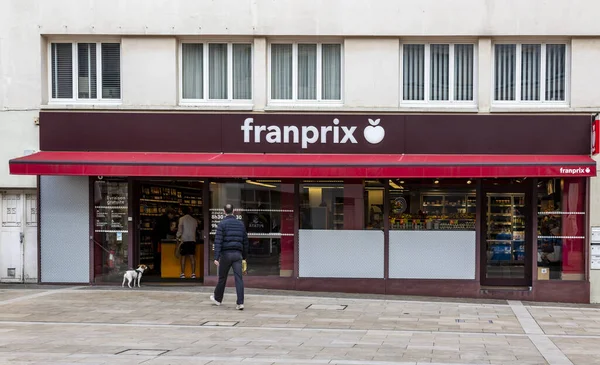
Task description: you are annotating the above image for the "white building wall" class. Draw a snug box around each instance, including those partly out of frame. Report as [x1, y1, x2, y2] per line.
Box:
[344, 39, 399, 109]
[121, 37, 178, 106]
[571, 39, 600, 110]
[8, 0, 600, 37]
[2, 0, 600, 290]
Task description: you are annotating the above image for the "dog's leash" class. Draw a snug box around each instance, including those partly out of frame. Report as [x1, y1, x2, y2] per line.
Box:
[92, 239, 112, 255]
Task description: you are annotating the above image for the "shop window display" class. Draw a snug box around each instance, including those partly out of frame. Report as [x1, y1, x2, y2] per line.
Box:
[388, 179, 476, 231]
[138, 181, 204, 279]
[209, 180, 295, 277]
[537, 178, 586, 280]
[299, 180, 375, 230]
[93, 178, 129, 282]
[485, 192, 527, 280]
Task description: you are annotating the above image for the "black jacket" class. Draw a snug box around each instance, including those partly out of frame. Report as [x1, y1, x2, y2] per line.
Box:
[214, 215, 249, 260]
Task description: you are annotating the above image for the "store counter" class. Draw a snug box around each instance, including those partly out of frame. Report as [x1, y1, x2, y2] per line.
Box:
[160, 239, 204, 279]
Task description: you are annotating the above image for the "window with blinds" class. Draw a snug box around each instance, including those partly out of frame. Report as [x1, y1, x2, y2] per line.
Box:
[181, 42, 252, 101]
[494, 43, 567, 103]
[270, 43, 342, 102]
[402, 43, 474, 103]
[50, 42, 121, 101]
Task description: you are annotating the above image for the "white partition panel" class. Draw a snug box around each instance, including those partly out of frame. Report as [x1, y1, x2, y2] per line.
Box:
[40, 176, 90, 283]
[389, 231, 476, 279]
[299, 230, 384, 278]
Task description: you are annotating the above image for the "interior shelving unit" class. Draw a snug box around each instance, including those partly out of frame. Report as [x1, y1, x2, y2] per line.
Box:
[138, 184, 203, 269]
[486, 193, 526, 264]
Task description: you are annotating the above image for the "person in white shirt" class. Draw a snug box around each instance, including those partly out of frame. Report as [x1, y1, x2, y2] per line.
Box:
[176, 206, 199, 279]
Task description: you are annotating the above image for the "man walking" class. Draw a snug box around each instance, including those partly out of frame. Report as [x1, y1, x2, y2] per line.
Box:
[210, 204, 249, 310]
[176, 206, 198, 279]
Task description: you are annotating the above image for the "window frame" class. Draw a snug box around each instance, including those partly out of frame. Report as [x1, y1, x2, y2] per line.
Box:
[399, 42, 478, 107]
[47, 40, 122, 104]
[491, 41, 570, 106]
[267, 41, 344, 105]
[178, 41, 254, 105]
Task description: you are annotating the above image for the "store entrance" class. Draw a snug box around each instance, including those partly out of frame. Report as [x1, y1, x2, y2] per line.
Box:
[481, 180, 532, 286]
[136, 180, 205, 282]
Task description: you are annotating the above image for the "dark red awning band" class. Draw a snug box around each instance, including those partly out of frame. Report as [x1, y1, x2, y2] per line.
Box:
[9, 151, 597, 178]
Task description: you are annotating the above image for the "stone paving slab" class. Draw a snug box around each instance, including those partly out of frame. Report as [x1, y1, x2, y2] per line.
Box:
[5, 286, 600, 364]
[550, 337, 600, 365]
[0, 289, 525, 334]
[528, 306, 600, 335]
[0, 321, 544, 365]
[0, 288, 42, 302]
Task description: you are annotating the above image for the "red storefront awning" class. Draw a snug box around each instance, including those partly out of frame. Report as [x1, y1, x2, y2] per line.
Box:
[8, 151, 597, 178]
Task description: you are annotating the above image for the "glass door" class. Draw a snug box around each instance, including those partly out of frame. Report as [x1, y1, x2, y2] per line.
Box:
[481, 184, 532, 286]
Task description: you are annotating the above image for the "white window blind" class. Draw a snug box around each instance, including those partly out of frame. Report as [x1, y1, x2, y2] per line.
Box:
[51, 43, 73, 99]
[101, 44, 120, 99]
[546, 44, 566, 101]
[209, 44, 228, 99]
[181, 42, 252, 101]
[50, 42, 121, 101]
[233, 44, 252, 100]
[271, 44, 293, 100]
[182, 43, 203, 99]
[494, 43, 567, 103]
[270, 43, 342, 102]
[521, 44, 541, 101]
[298, 44, 317, 100]
[322, 44, 342, 100]
[403, 44, 425, 101]
[454, 44, 474, 101]
[403, 43, 474, 103]
[430, 44, 449, 101]
[77, 43, 97, 99]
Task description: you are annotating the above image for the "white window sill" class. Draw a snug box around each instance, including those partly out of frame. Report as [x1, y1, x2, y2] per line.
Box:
[265, 102, 344, 112]
[399, 103, 479, 113]
[41, 104, 255, 111]
[490, 103, 571, 113]
[178, 102, 254, 111]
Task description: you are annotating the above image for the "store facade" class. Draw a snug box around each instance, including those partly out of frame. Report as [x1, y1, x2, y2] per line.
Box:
[9, 111, 597, 303]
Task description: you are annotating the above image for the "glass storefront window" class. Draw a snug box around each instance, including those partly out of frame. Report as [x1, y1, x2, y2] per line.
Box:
[209, 180, 295, 277]
[537, 178, 586, 280]
[299, 180, 344, 230]
[365, 180, 385, 230]
[388, 179, 476, 231]
[299, 180, 374, 230]
[93, 178, 129, 282]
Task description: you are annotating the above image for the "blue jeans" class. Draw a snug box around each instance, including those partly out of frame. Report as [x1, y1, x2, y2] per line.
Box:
[213, 250, 244, 305]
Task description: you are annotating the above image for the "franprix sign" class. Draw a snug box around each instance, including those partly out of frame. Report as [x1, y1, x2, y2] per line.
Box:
[39, 111, 592, 156]
[240, 117, 385, 149]
[220, 114, 400, 154]
[559, 167, 592, 175]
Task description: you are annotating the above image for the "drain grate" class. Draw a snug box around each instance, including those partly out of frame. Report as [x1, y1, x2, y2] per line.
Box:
[306, 304, 348, 311]
[201, 321, 239, 327]
[116, 349, 170, 356]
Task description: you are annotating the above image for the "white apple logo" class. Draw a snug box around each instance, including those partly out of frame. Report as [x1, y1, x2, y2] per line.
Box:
[586, 167, 591, 174]
[363, 118, 385, 144]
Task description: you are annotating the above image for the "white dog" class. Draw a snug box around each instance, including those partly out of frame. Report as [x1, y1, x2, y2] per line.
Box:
[122, 264, 147, 288]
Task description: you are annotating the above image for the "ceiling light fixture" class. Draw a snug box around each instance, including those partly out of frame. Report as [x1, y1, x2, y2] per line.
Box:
[246, 180, 276, 188]
[434, 179, 440, 184]
[389, 180, 403, 190]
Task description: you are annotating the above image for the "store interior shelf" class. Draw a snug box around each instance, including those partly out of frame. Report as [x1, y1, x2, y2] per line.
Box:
[140, 198, 179, 204]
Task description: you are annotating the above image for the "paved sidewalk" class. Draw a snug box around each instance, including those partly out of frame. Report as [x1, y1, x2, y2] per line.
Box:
[0, 286, 598, 364]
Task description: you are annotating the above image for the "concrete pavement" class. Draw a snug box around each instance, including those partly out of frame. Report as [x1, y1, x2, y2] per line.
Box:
[0, 285, 599, 364]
